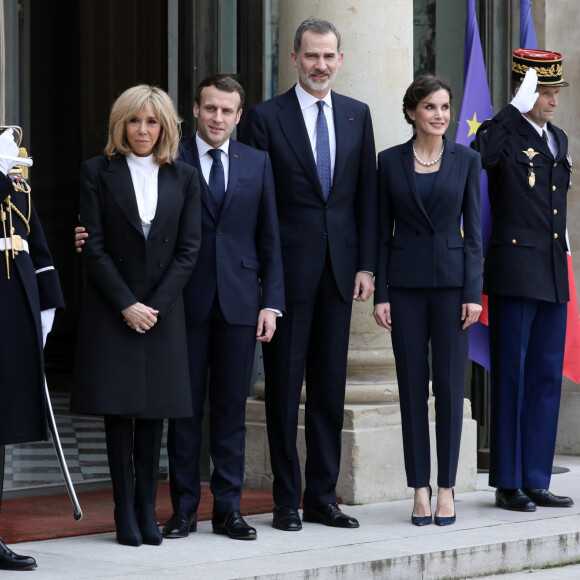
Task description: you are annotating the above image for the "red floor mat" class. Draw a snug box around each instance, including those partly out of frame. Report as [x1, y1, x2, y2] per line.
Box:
[0, 483, 275, 544]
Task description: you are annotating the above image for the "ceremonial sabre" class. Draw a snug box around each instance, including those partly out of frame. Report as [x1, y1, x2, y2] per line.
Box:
[44, 377, 83, 520]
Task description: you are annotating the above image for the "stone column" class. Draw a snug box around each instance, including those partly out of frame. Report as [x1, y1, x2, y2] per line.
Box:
[245, 0, 477, 503]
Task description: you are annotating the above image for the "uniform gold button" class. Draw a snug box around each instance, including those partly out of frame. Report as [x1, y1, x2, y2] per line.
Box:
[554, 209, 558, 215]
[512, 239, 517, 245]
[554, 163, 558, 168]
[552, 185, 556, 191]
[554, 233, 558, 239]
[530, 162, 533, 167]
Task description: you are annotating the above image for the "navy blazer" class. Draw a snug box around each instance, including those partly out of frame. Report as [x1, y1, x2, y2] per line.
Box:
[375, 137, 483, 305]
[242, 87, 378, 304]
[472, 104, 570, 303]
[180, 138, 285, 326]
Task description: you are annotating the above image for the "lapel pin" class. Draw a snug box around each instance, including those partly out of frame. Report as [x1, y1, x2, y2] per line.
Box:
[349, 117, 354, 122]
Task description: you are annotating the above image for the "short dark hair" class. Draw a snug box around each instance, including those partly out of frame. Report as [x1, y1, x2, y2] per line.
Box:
[194, 74, 245, 110]
[402, 75, 453, 127]
[294, 18, 341, 54]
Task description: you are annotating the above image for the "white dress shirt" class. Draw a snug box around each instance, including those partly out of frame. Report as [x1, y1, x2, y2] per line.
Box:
[294, 83, 336, 183]
[126, 153, 159, 238]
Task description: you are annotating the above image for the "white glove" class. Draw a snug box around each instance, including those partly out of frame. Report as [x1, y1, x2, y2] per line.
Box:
[41, 308, 56, 347]
[0, 129, 19, 176]
[510, 68, 539, 114]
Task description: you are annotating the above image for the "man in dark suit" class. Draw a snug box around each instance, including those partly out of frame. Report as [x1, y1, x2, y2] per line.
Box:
[76, 76, 285, 540]
[162, 75, 285, 541]
[472, 49, 574, 512]
[242, 18, 377, 531]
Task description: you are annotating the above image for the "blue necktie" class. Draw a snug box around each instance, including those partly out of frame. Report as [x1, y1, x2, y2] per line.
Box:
[316, 100, 331, 201]
[208, 148, 225, 206]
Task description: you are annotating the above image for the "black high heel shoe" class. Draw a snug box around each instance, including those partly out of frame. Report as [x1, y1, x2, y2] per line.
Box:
[411, 484, 432, 526]
[434, 489, 456, 526]
[137, 503, 163, 545]
[114, 505, 143, 546]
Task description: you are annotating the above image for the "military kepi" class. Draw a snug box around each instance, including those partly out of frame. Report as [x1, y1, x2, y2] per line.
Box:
[512, 48, 569, 87]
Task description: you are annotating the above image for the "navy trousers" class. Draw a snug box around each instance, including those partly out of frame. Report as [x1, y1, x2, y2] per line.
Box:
[488, 295, 567, 489]
[167, 299, 256, 514]
[263, 254, 352, 508]
[389, 287, 469, 489]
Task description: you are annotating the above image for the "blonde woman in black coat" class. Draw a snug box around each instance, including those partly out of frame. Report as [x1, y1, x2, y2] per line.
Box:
[70, 86, 201, 546]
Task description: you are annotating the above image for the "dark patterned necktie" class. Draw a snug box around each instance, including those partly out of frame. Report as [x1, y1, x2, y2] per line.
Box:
[542, 130, 548, 144]
[316, 100, 331, 201]
[208, 148, 225, 206]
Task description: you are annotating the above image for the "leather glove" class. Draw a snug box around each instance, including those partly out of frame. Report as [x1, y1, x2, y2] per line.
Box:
[510, 68, 539, 114]
[41, 308, 56, 347]
[0, 129, 19, 176]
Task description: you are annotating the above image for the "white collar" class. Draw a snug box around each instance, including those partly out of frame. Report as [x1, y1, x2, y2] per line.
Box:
[294, 82, 333, 112]
[195, 133, 230, 157]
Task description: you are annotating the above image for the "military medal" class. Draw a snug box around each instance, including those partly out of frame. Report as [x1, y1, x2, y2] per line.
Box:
[528, 168, 536, 189]
[522, 148, 539, 161]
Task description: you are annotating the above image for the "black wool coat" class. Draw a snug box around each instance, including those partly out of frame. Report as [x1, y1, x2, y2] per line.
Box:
[70, 155, 201, 418]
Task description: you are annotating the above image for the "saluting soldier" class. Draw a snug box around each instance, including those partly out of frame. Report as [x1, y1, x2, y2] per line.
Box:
[472, 49, 574, 512]
[0, 128, 65, 570]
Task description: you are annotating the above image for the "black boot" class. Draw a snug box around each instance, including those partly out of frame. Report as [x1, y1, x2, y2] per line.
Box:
[105, 416, 141, 546]
[136, 502, 163, 545]
[0, 537, 37, 570]
[114, 505, 143, 547]
[134, 419, 164, 546]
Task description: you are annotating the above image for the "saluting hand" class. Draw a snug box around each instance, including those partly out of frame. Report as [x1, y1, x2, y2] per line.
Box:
[510, 68, 539, 114]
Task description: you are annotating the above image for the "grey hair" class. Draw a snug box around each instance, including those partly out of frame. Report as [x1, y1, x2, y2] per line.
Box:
[293, 18, 341, 53]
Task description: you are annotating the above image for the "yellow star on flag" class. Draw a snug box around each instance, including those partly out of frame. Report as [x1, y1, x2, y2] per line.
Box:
[466, 112, 482, 137]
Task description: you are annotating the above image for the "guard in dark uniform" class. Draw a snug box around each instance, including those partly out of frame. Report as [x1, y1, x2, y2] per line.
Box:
[472, 49, 574, 511]
[0, 128, 65, 570]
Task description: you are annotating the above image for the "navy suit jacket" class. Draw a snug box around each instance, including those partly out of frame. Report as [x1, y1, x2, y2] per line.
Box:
[180, 137, 285, 326]
[242, 87, 377, 304]
[374, 138, 483, 305]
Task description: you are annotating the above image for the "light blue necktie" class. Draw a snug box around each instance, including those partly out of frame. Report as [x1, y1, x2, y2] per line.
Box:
[208, 148, 225, 206]
[316, 100, 331, 201]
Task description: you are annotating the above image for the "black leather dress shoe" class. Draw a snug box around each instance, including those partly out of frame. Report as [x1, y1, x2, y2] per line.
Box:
[212, 510, 257, 540]
[273, 506, 302, 531]
[162, 510, 198, 538]
[0, 538, 37, 570]
[302, 503, 360, 528]
[495, 488, 536, 512]
[523, 488, 574, 507]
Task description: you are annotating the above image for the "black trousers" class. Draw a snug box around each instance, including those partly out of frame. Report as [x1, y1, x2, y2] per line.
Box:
[104, 416, 163, 507]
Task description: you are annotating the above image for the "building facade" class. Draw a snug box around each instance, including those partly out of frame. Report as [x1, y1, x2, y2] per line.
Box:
[1, 0, 578, 496]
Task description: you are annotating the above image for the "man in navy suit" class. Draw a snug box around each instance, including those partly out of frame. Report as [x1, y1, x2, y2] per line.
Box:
[77, 76, 285, 540]
[473, 49, 573, 512]
[163, 75, 285, 540]
[242, 19, 377, 531]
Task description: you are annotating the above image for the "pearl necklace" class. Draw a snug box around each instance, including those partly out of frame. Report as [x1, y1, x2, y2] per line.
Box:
[413, 142, 445, 167]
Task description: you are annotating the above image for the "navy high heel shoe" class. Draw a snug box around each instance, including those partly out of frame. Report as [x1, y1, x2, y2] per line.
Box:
[411, 485, 432, 526]
[434, 489, 456, 526]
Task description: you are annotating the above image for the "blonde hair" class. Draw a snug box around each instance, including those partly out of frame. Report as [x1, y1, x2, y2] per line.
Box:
[105, 85, 181, 165]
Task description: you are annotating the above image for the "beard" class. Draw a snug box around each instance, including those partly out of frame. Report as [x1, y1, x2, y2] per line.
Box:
[297, 65, 336, 93]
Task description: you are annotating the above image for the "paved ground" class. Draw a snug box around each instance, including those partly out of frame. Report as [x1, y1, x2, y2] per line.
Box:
[2, 455, 580, 579]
